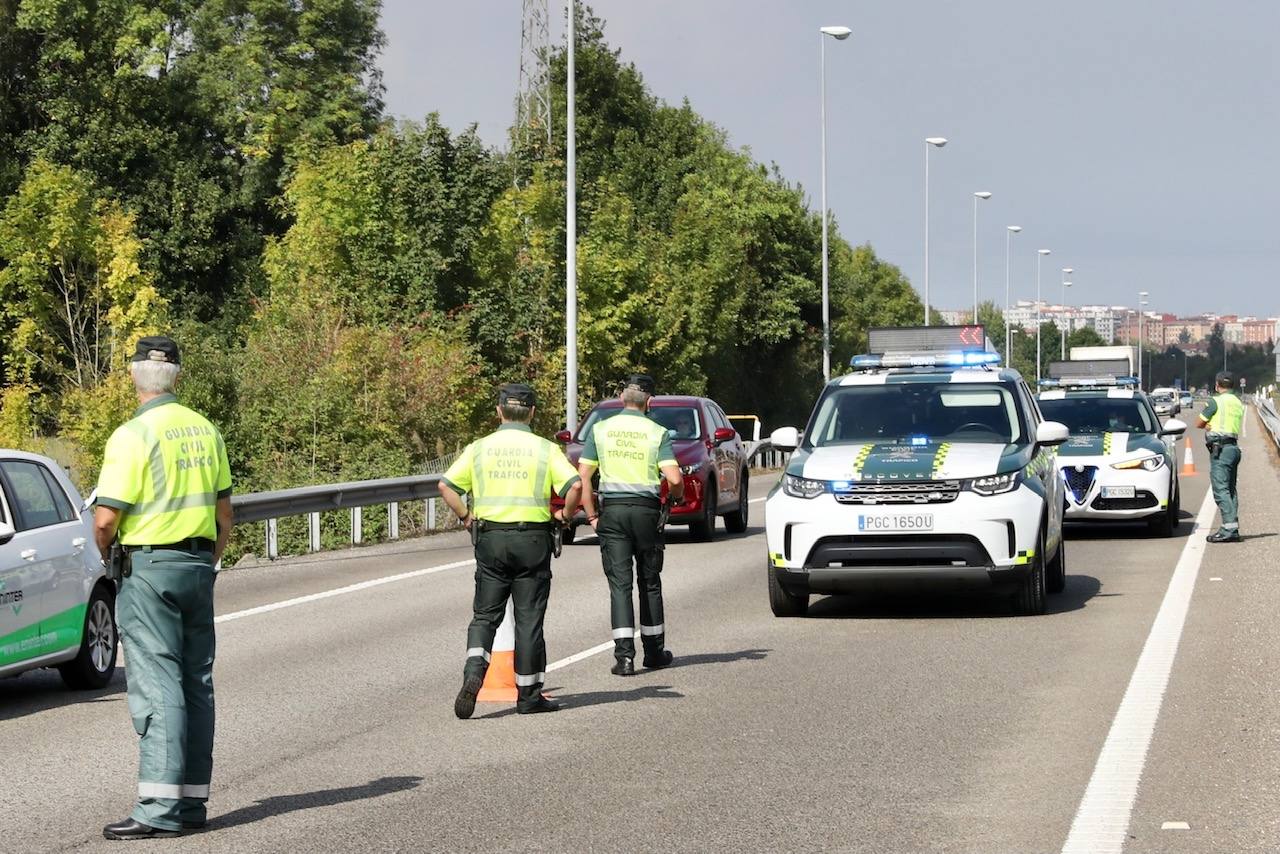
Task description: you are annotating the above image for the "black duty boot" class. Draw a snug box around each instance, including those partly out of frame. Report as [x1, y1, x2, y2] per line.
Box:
[517, 696, 561, 714]
[1206, 531, 1241, 543]
[103, 818, 180, 840]
[611, 657, 635, 676]
[454, 674, 483, 720]
[642, 649, 674, 670]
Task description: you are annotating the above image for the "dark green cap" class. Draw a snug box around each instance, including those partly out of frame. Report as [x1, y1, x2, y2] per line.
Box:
[624, 374, 655, 395]
[498, 383, 537, 408]
[1215, 371, 1235, 387]
[131, 335, 180, 365]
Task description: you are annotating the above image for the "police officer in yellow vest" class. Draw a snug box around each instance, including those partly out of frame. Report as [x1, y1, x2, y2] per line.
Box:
[93, 337, 233, 840]
[578, 375, 684, 676]
[441, 383, 582, 717]
[1196, 371, 1245, 543]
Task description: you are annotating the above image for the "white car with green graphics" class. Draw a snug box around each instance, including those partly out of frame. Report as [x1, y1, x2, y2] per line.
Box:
[0, 449, 118, 689]
[765, 327, 1069, 618]
[1036, 378, 1185, 537]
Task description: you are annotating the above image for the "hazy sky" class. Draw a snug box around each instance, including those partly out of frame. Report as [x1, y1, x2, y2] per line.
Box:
[378, 1, 1278, 318]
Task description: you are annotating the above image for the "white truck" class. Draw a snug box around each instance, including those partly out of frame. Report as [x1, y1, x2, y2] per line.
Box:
[1070, 345, 1138, 377]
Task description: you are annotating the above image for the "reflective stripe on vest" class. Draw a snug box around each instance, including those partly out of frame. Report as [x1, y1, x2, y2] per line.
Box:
[592, 413, 664, 496]
[1208, 392, 1244, 436]
[470, 432, 554, 521]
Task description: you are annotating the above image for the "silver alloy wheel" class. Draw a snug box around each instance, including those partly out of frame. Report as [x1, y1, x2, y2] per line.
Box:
[87, 599, 115, 673]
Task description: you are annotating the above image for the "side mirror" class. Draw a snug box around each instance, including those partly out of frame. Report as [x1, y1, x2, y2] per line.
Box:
[0, 519, 15, 546]
[770, 426, 800, 452]
[554, 429, 572, 444]
[1159, 418, 1187, 437]
[80, 487, 98, 514]
[1035, 421, 1070, 447]
[712, 427, 737, 446]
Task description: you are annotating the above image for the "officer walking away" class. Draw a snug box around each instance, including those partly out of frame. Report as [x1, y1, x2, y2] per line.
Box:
[94, 336, 234, 840]
[577, 375, 684, 677]
[440, 383, 582, 718]
[1196, 371, 1244, 543]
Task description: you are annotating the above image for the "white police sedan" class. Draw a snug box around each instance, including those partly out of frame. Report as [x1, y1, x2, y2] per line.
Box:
[0, 449, 118, 688]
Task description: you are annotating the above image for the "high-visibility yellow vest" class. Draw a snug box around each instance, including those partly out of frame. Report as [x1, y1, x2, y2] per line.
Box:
[96, 394, 232, 545]
[582, 410, 676, 497]
[1207, 392, 1244, 436]
[442, 424, 579, 522]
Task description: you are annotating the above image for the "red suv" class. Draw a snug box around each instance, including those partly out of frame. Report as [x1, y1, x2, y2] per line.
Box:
[554, 396, 751, 542]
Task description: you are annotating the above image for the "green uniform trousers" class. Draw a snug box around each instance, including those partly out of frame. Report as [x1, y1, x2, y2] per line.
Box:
[464, 528, 553, 704]
[1209, 442, 1241, 535]
[116, 548, 216, 831]
[597, 500, 666, 662]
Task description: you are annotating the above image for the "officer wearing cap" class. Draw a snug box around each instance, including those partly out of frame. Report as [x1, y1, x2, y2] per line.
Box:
[1196, 370, 1244, 543]
[577, 374, 684, 676]
[440, 383, 582, 717]
[93, 336, 233, 840]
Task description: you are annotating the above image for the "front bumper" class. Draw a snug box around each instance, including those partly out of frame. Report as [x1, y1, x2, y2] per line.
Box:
[1060, 461, 1171, 521]
[764, 486, 1044, 593]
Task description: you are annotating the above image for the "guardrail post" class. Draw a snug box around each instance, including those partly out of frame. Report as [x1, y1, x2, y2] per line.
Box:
[265, 518, 278, 560]
[308, 512, 320, 553]
[427, 497, 437, 530]
[388, 502, 399, 539]
[351, 506, 362, 544]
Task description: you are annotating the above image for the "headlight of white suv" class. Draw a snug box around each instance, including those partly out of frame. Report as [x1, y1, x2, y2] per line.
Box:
[1112, 455, 1165, 472]
[967, 470, 1022, 496]
[782, 474, 826, 499]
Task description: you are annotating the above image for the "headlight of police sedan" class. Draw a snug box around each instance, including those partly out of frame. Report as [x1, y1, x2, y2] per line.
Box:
[680, 461, 706, 475]
[1112, 455, 1165, 472]
[967, 470, 1022, 496]
[782, 474, 826, 499]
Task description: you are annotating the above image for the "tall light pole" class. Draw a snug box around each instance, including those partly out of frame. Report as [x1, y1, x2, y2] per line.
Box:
[818, 25, 851, 381]
[565, 0, 578, 431]
[1036, 248, 1051, 382]
[971, 192, 991, 322]
[1004, 226, 1020, 360]
[923, 137, 947, 325]
[1060, 267, 1073, 360]
[1137, 291, 1149, 388]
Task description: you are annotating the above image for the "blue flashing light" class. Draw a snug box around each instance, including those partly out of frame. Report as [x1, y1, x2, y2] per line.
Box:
[1039, 375, 1138, 389]
[850, 350, 1002, 369]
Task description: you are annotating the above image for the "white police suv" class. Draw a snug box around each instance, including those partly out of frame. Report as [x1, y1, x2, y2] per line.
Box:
[0, 449, 118, 688]
[765, 327, 1069, 617]
[1035, 360, 1185, 537]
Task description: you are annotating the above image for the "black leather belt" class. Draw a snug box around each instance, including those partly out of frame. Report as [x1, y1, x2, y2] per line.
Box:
[600, 495, 661, 508]
[125, 537, 215, 553]
[477, 521, 552, 531]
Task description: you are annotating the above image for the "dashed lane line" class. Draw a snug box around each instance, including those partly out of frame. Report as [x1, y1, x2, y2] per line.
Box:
[1060, 488, 1218, 854]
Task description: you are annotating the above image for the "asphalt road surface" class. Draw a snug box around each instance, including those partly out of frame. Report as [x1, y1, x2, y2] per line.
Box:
[2, 420, 1277, 853]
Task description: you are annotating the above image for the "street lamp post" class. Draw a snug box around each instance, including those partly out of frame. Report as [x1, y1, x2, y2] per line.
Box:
[1137, 290, 1149, 388]
[818, 25, 851, 382]
[1060, 267, 1073, 360]
[565, 0, 578, 431]
[923, 137, 947, 325]
[972, 191, 991, 323]
[1036, 248, 1051, 382]
[1004, 226, 1020, 360]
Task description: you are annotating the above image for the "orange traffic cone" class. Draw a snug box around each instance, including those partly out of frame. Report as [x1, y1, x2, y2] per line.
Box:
[477, 599, 518, 703]
[1180, 436, 1197, 475]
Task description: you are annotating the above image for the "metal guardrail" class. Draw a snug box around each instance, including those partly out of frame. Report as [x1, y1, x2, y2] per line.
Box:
[1254, 394, 1280, 452]
[746, 440, 791, 471]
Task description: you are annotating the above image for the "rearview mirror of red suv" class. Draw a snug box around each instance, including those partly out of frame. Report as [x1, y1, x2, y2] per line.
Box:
[712, 427, 737, 446]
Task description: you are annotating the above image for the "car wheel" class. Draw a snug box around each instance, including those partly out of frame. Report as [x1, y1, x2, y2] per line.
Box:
[1046, 534, 1066, 594]
[768, 564, 808, 617]
[1149, 500, 1177, 537]
[561, 524, 577, 546]
[690, 481, 717, 541]
[58, 583, 118, 690]
[723, 472, 749, 534]
[1012, 526, 1048, 616]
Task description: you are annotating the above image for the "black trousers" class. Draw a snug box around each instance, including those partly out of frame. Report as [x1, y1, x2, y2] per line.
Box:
[597, 502, 666, 661]
[463, 528, 552, 701]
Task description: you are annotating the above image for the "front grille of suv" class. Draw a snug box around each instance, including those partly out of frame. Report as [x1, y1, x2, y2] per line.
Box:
[833, 480, 961, 506]
[1091, 490, 1159, 511]
[1062, 465, 1097, 503]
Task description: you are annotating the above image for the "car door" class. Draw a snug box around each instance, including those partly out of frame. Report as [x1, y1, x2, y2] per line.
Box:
[0, 464, 47, 667]
[0, 459, 85, 660]
[706, 403, 740, 501]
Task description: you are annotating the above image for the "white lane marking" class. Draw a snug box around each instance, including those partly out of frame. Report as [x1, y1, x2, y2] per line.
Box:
[215, 558, 475, 624]
[749, 497, 767, 504]
[1209, 577, 1223, 582]
[1060, 489, 1218, 854]
[1161, 821, 1191, 830]
[546, 633, 639, 673]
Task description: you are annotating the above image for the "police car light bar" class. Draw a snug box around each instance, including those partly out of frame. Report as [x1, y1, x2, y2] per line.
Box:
[1042, 358, 1137, 388]
[852, 325, 1000, 370]
[1038, 375, 1139, 389]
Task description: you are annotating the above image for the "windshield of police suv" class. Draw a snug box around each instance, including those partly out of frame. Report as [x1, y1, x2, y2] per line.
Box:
[803, 382, 1026, 448]
[575, 406, 701, 441]
[1036, 396, 1158, 434]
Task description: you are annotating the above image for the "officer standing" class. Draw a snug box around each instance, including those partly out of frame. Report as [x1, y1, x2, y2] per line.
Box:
[1196, 371, 1244, 543]
[94, 337, 233, 840]
[440, 383, 582, 718]
[577, 375, 684, 676]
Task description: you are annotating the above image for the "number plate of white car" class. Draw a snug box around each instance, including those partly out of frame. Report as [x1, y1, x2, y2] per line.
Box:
[1102, 486, 1136, 499]
[858, 514, 934, 532]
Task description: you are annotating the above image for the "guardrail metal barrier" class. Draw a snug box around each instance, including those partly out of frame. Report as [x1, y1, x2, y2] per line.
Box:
[1254, 392, 1280, 452]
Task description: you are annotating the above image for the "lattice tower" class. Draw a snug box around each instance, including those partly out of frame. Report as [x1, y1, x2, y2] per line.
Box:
[516, 0, 552, 149]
